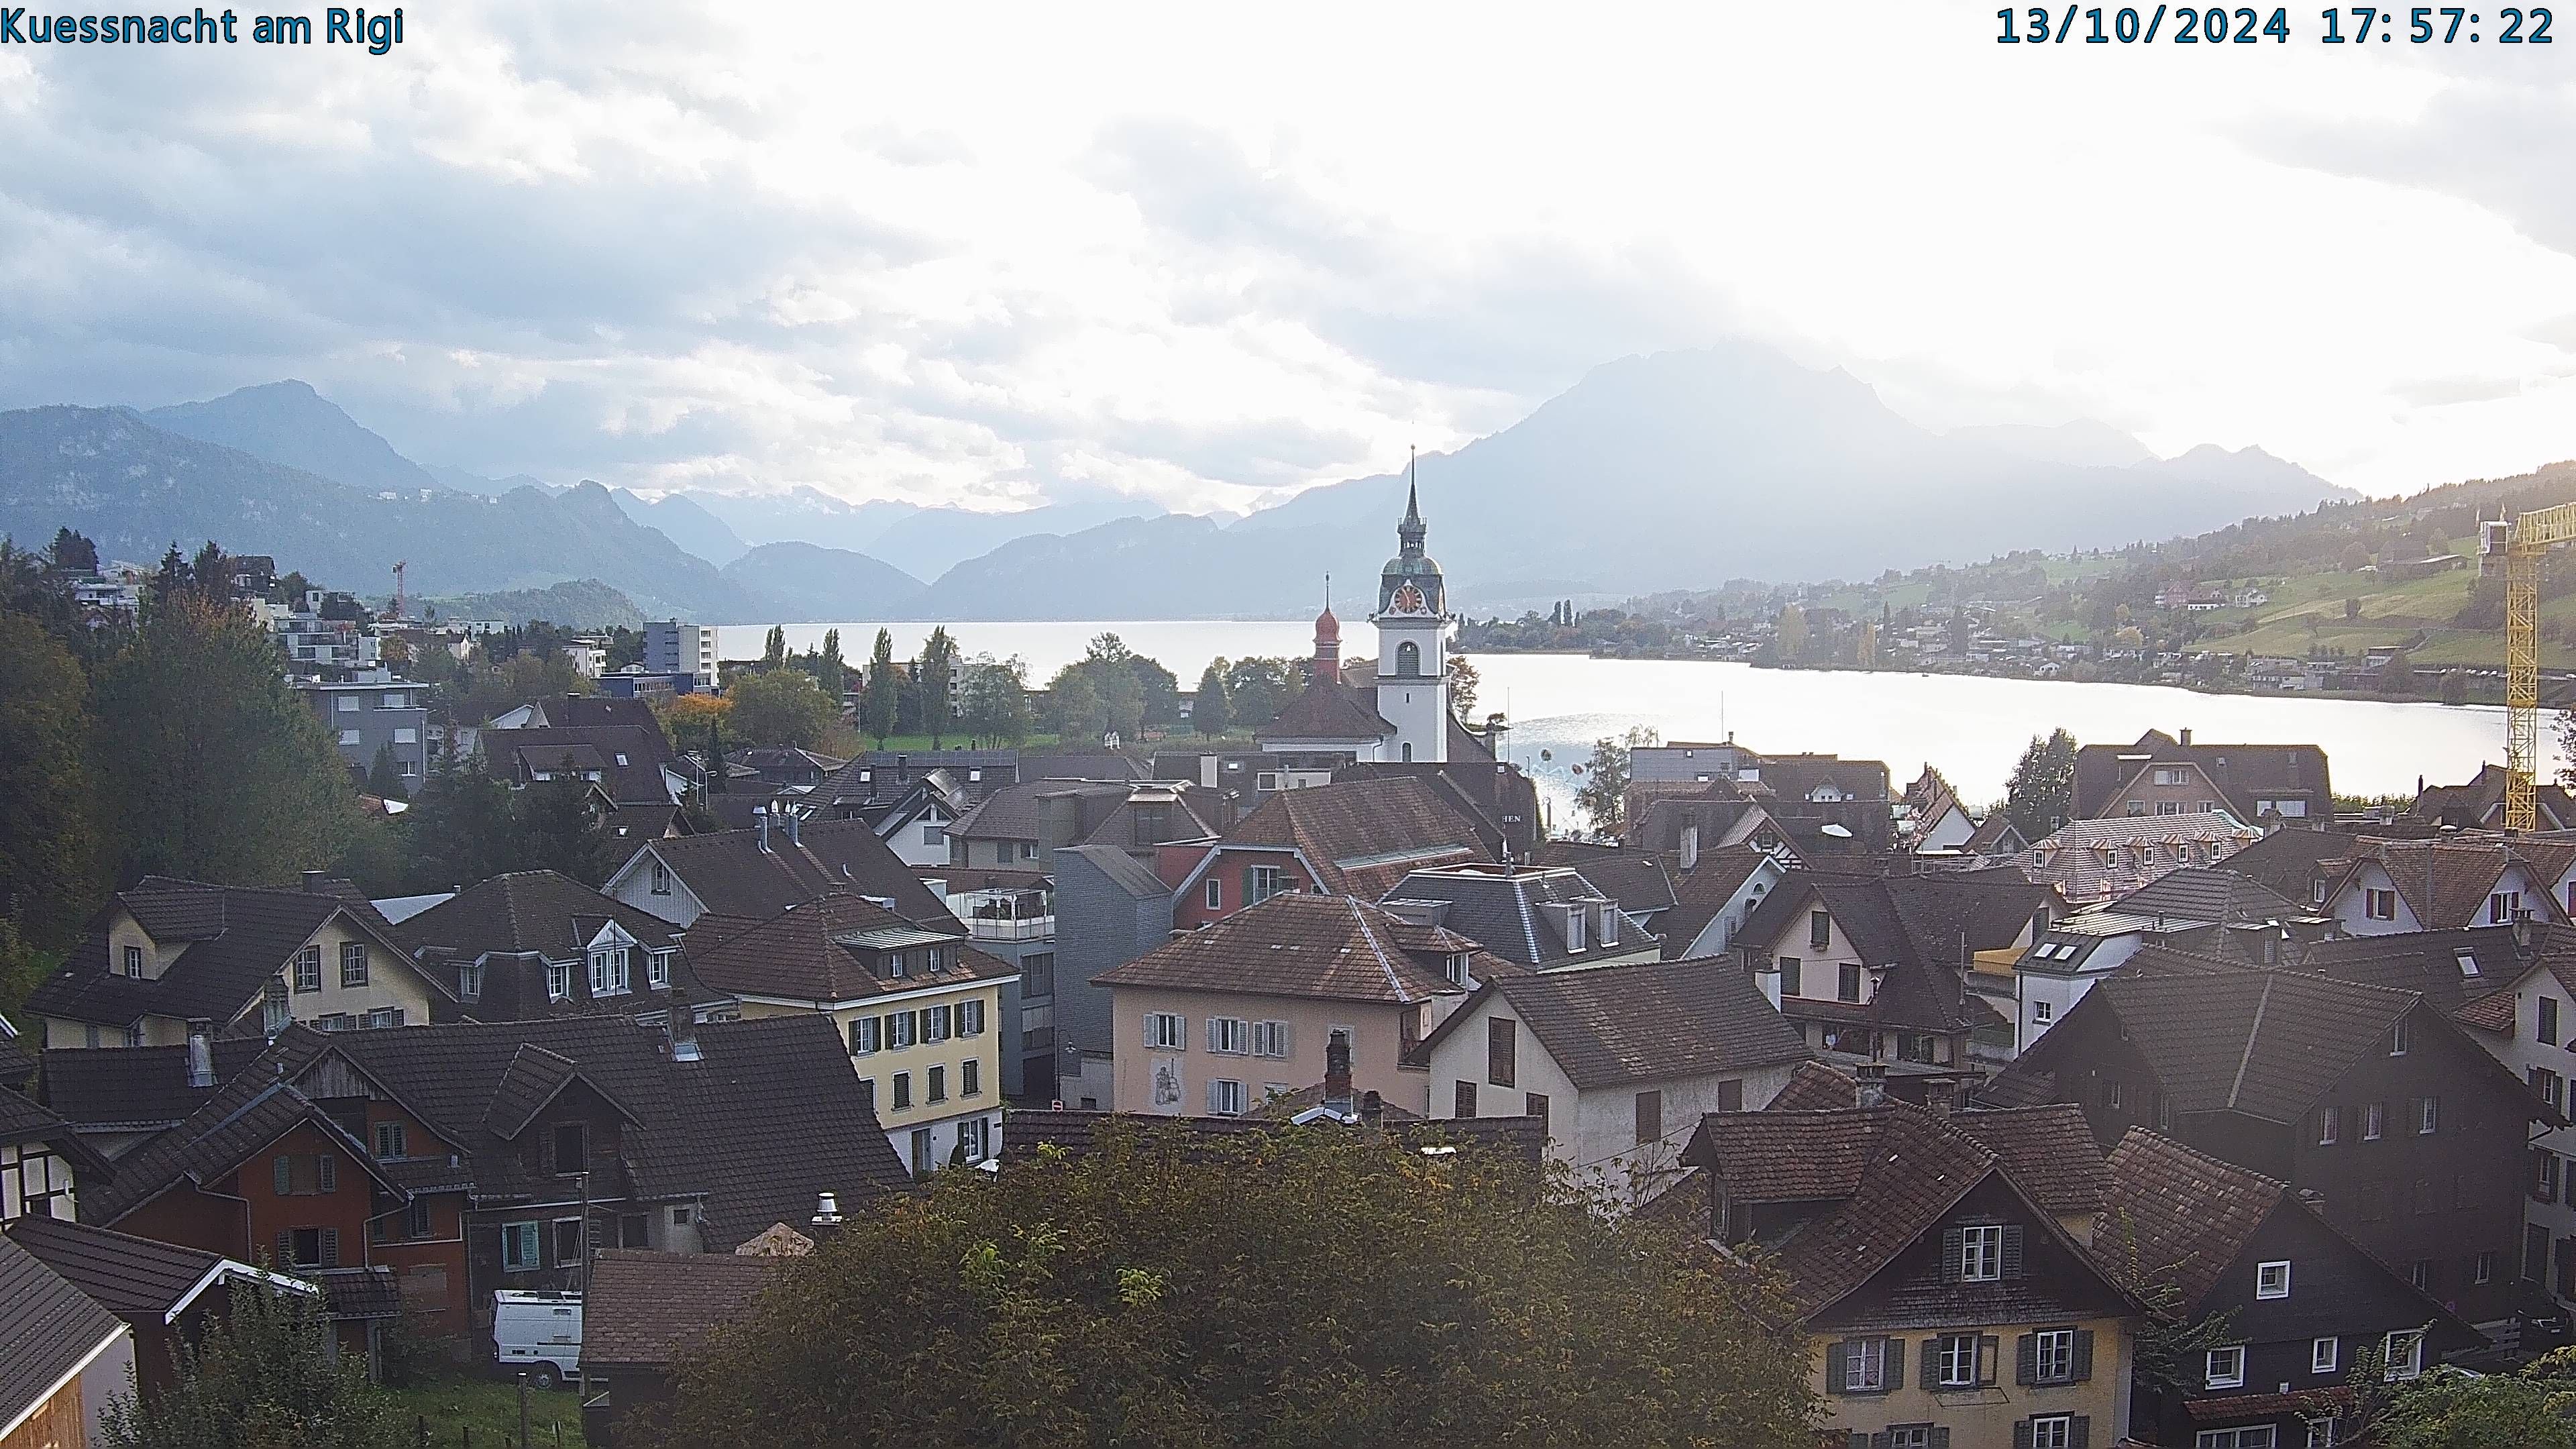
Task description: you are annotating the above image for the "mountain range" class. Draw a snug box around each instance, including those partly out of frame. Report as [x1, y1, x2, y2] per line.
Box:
[0, 343, 2357, 623]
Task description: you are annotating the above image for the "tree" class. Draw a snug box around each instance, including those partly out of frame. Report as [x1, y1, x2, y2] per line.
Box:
[517, 761, 616, 885]
[1048, 670, 1104, 745]
[1450, 655, 1481, 718]
[2378, 652, 2416, 694]
[816, 628, 847, 700]
[1574, 726, 1657, 840]
[99, 1279, 398, 1449]
[2365, 1348, 2576, 1448]
[1192, 663, 1232, 737]
[653, 1123, 1814, 1449]
[48, 527, 98, 572]
[705, 717, 730, 795]
[762, 625, 788, 670]
[2002, 728, 2079, 839]
[1774, 604, 1808, 661]
[363, 743, 408, 802]
[959, 655, 1031, 746]
[863, 629, 901, 748]
[728, 669, 841, 749]
[93, 595, 358, 885]
[395, 753, 519, 892]
[0, 610, 104, 949]
[2341, 541, 2374, 574]
[2440, 670, 2469, 706]
[917, 627, 959, 749]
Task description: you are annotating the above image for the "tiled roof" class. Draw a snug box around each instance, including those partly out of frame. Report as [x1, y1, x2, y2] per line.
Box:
[681, 894, 1001, 1004]
[0, 1231, 122, 1432]
[398, 871, 680, 961]
[1254, 677, 1393, 742]
[1430, 958, 1809, 1090]
[2413, 763, 2576, 830]
[1739, 872, 2049, 1034]
[1218, 777, 1493, 900]
[85, 1070, 404, 1225]
[2107, 866, 2304, 926]
[1248, 1083, 1426, 1122]
[2218, 826, 2364, 902]
[3, 1214, 244, 1322]
[581, 1249, 784, 1368]
[999, 1108, 1546, 1165]
[2089, 1129, 2285, 1312]
[1766, 1061, 1860, 1112]
[633, 818, 957, 930]
[28, 879, 437, 1029]
[1093, 894, 1466, 1005]
[268, 1015, 910, 1250]
[38, 1036, 270, 1130]
[313, 1265, 400, 1321]
[1528, 841, 1677, 918]
[482, 724, 674, 805]
[1962, 812, 2027, 855]
[1941, 1105, 2108, 1218]
[1379, 864, 1642, 967]
[2072, 731, 2331, 822]
[2016, 959, 2462, 1125]
[2022, 819, 2267, 905]
[2333, 837, 2553, 930]
[1656, 846, 1778, 958]
[2296, 923, 2561, 1015]
[482, 1045, 585, 1139]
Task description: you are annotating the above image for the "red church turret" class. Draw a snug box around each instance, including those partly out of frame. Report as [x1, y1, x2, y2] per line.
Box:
[1313, 577, 1340, 679]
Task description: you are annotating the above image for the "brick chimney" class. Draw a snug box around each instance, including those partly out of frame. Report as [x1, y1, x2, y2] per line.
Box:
[1854, 1061, 1888, 1108]
[1324, 1030, 1353, 1106]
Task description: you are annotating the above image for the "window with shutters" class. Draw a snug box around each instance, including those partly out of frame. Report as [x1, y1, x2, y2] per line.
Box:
[2364, 888, 2396, 920]
[928, 1065, 947, 1103]
[2206, 1345, 2247, 1389]
[959, 998, 985, 1035]
[2025, 1328, 2079, 1385]
[1208, 1016, 1248, 1054]
[893, 1072, 912, 1110]
[849, 1016, 881, 1055]
[2023, 1417, 2082, 1449]
[891, 1011, 918, 1049]
[1957, 1222, 2004, 1281]
[315, 1154, 336, 1193]
[963, 1059, 979, 1097]
[1487, 1018, 1516, 1087]
[1250, 1020, 1291, 1057]
[1208, 1079, 1246, 1116]
[1836, 1336, 1889, 1393]
[1455, 1081, 1478, 1119]
[283, 1226, 335, 1269]
[1935, 1332, 1982, 1387]
[1144, 1012, 1186, 1050]
[925, 1005, 953, 1042]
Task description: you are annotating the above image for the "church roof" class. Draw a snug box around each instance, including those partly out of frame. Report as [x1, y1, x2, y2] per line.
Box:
[1256, 678, 1393, 743]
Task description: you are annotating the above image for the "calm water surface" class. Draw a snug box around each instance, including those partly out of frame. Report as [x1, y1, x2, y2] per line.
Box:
[722, 621, 2519, 823]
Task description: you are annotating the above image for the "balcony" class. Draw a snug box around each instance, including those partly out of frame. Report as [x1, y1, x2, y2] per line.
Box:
[950, 886, 1053, 942]
[965, 914, 1054, 942]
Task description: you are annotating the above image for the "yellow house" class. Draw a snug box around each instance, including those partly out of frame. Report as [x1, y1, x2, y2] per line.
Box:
[683, 894, 1012, 1177]
[26, 877, 441, 1049]
[1681, 1088, 2143, 1449]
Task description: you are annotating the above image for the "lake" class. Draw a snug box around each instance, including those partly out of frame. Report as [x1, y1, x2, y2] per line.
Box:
[719, 621, 2524, 823]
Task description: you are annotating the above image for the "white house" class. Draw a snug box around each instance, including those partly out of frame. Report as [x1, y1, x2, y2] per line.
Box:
[1420, 957, 1811, 1205]
[2322, 840, 2563, 936]
[1656, 843, 1789, 961]
[2011, 910, 2162, 1051]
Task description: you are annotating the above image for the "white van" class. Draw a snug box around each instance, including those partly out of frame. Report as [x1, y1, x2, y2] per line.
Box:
[492, 1290, 582, 1388]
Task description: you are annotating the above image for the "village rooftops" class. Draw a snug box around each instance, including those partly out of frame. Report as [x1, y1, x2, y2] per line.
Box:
[610, 817, 958, 928]
[1207, 776, 1493, 900]
[1377, 861, 1652, 968]
[1093, 893, 1481, 1006]
[680, 894, 1007, 1005]
[1421, 956, 1810, 1091]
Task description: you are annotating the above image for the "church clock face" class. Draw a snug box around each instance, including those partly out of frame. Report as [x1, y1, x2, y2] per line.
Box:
[1392, 583, 1426, 614]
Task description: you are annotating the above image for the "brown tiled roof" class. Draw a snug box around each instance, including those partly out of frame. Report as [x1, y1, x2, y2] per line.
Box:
[85, 1070, 407, 1224]
[398, 871, 679, 961]
[1737, 871, 2057, 1034]
[1254, 678, 1392, 742]
[1963, 812, 2027, 854]
[2107, 865, 2302, 925]
[581, 1249, 784, 1368]
[2413, 763, 2576, 831]
[1942, 1105, 2107, 1218]
[2, 1214, 244, 1323]
[38, 1036, 270, 1131]
[1092, 894, 1465, 1005]
[633, 818, 957, 929]
[483, 724, 674, 805]
[1766, 1061, 1860, 1112]
[2181, 1388, 2352, 1424]
[1218, 777, 1493, 899]
[2332, 837, 2559, 930]
[680, 894, 1000, 1004]
[2072, 731, 2331, 822]
[2090, 1129, 2284, 1313]
[1247, 1083, 1426, 1122]
[1528, 841, 1677, 918]
[1425, 958, 1809, 1090]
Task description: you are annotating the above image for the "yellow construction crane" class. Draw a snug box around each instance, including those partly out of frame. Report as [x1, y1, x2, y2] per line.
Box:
[2487, 504, 2576, 830]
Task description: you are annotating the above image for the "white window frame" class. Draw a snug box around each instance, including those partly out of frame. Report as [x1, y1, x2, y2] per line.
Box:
[889, 1011, 918, 1050]
[2363, 1102, 2386, 1140]
[647, 950, 670, 989]
[2383, 1330, 2423, 1381]
[545, 961, 572, 1002]
[1208, 1016, 1248, 1055]
[1248, 865, 1288, 904]
[1958, 1222, 2004, 1283]
[2033, 1328, 2075, 1383]
[2206, 1344, 2247, 1389]
[340, 941, 369, 988]
[1251, 1020, 1291, 1058]
[1205, 878, 1222, 910]
[1207, 1079, 1246, 1116]
[2311, 1336, 2338, 1374]
[1144, 1012, 1187, 1051]
[959, 998, 984, 1035]
[589, 947, 629, 997]
[294, 945, 323, 994]
[2256, 1260, 2291, 1299]
[1937, 1332, 1980, 1388]
[2389, 1016, 2409, 1057]
[2196, 1431, 2275, 1449]
[924, 1004, 953, 1042]
[2031, 1417, 2074, 1449]
[2419, 1096, 2439, 1134]
[849, 1016, 881, 1055]
[1845, 1336, 1886, 1393]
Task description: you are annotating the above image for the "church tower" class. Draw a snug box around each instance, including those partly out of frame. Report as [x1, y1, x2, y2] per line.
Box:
[1372, 457, 1449, 763]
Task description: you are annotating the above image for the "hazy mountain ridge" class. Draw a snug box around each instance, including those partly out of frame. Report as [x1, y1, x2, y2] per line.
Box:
[721, 541, 926, 621]
[612, 488, 749, 566]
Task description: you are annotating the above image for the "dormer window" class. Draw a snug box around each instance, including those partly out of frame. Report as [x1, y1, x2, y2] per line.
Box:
[1598, 905, 1619, 947]
[2390, 1017, 2409, 1057]
[885, 952, 910, 980]
[1444, 952, 1469, 985]
[459, 962, 484, 1002]
[546, 961, 572, 1002]
[123, 945, 144, 979]
[589, 947, 630, 996]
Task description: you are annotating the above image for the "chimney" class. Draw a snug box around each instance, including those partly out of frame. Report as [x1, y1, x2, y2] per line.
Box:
[1680, 824, 1700, 873]
[784, 810, 801, 847]
[1923, 1077, 1959, 1116]
[1324, 1031, 1353, 1106]
[185, 1019, 215, 1088]
[1752, 954, 1783, 1009]
[669, 988, 701, 1061]
[810, 1191, 843, 1236]
[1854, 1061, 1889, 1108]
[1359, 1090, 1384, 1128]
[2179, 728, 2193, 747]
[757, 806, 771, 853]
[301, 869, 329, 894]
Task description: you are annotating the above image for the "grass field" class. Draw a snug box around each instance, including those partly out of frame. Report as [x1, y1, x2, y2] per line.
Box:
[386, 1376, 588, 1449]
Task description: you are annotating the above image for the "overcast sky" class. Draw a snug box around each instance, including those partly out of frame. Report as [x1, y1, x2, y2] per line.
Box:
[2, 1, 2571, 513]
